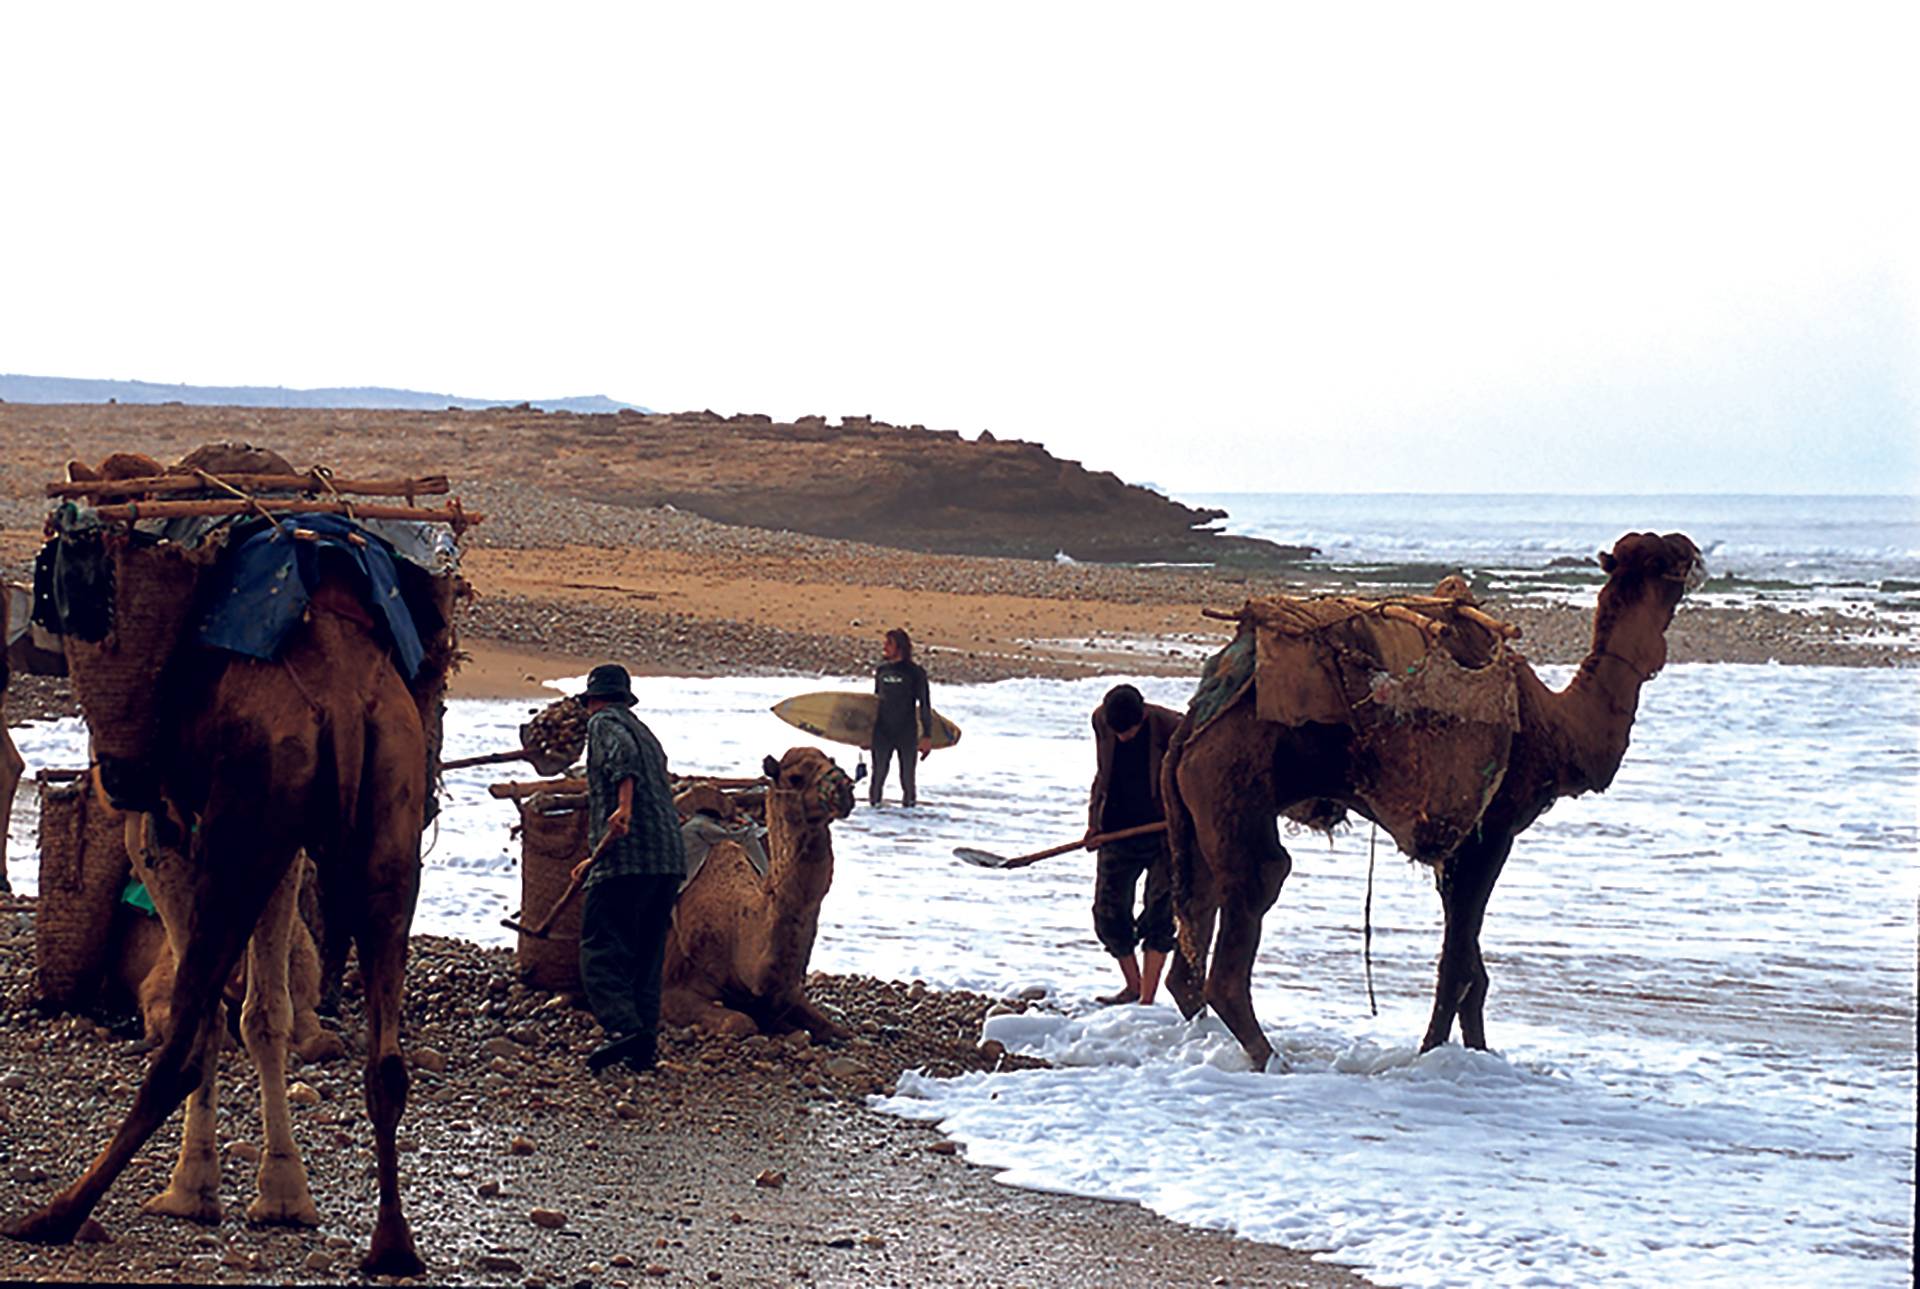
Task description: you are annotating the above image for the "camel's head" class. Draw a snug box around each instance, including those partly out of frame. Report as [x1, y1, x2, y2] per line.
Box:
[1592, 531, 1705, 677]
[1598, 532, 1705, 607]
[761, 747, 857, 823]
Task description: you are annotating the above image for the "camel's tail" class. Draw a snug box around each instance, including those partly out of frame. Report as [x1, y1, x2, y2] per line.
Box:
[1162, 712, 1207, 977]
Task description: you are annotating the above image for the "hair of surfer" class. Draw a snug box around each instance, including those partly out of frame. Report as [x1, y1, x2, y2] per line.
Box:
[1102, 683, 1144, 733]
[885, 628, 913, 661]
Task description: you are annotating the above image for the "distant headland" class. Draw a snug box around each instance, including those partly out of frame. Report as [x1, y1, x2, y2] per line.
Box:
[0, 373, 642, 417]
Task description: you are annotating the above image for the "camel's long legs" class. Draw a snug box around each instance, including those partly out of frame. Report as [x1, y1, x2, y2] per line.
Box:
[3, 852, 275, 1243]
[354, 875, 422, 1277]
[1421, 838, 1512, 1051]
[242, 864, 320, 1225]
[1202, 819, 1291, 1072]
[1165, 899, 1215, 1021]
[351, 703, 426, 1279]
[141, 1013, 226, 1223]
[124, 815, 223, 1222]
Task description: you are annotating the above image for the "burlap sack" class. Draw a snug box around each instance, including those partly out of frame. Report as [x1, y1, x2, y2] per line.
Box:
[1246, 594, 1520, 863]
[34, 775, 132, 1009]
[59, 536, 213, 762]
[515, 791, 588, 991]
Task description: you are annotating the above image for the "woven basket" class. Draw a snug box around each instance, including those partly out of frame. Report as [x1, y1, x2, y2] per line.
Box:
[34, 774, 132, 1009]
[64, 538, 210, 762]
[515, 790, 588, 992]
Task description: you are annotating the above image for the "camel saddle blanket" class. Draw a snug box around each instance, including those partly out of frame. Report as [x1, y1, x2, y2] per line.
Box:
[679, 815, 769, 892]
[200, 513, 428, 678]
[1243, 593, 1522, 863]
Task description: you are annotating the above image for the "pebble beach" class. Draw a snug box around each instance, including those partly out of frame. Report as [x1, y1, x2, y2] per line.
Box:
[0, 422, 1911, 1286]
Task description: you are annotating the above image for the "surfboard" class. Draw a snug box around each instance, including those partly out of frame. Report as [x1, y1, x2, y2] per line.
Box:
[771, 691, 962, 751]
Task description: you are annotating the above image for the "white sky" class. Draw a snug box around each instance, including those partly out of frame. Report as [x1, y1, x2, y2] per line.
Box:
[2, 3, 1915, 494]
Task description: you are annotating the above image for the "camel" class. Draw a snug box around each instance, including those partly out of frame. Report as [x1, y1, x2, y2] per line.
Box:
[107, 817, 346, 1226]
[111, 841, 344, 1069]
[5, 456, 449, 1277]
[1163, 532, 1703, 1069]
[662, 746, 856, 1040]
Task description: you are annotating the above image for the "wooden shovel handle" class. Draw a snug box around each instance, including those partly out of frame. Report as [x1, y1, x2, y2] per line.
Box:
[1003, 820, 1168, 869]
[441, 748, 536, 771]
[515, 828, 621, 937]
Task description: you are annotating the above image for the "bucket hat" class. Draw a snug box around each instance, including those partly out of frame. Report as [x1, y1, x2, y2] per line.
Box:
[580, 663, 636, 706]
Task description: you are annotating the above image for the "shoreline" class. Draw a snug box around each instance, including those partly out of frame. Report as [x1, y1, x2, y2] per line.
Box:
[0, 905, 1371, 1288]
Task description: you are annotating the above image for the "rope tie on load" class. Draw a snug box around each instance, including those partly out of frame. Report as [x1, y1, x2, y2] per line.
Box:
[310, 464, 357, 520]
[279, 654, 324, 717]
[192, 468, 281, 529]
[1364, 824, 1378, 1017]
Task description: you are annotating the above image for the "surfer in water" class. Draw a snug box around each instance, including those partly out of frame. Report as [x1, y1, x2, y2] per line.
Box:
[871, 627, 933, 807]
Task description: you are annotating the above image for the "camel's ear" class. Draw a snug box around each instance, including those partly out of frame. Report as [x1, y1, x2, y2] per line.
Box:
[1598, 549, 1617, 574]
[762, 754, 782, 779]
[66, 460, 100, 483]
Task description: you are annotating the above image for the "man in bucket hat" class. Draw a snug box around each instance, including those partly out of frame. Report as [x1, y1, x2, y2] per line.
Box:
[573, 663, 687, 1074]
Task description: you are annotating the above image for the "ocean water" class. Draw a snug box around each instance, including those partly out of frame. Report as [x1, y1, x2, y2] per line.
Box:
[1183, 492, 1920, 614]
[6, 662, 1914, 1286]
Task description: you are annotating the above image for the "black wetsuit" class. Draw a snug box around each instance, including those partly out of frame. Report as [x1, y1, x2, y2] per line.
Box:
[871, 658, 932, 806]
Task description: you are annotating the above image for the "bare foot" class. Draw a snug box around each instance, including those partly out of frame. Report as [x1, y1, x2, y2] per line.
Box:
[1094, 987, 1138, 1006]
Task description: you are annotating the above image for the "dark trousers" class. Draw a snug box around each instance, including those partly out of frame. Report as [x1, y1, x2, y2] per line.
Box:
[1092, 833, 1175, 957]
[870, 724, 918, 806]
[579, 873, 680, 1052]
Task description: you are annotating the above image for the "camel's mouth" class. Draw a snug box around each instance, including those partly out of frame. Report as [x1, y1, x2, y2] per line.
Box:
[819, 765, 856, 818]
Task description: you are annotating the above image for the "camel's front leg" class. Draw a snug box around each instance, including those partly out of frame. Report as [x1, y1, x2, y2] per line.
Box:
[1420, 839, 1512, 1052]
[663, 987, 758, 1038]
[1202, 820, 1291, 1072]
[4, 887, 259, 1244]
[769, 992, 848, 1044]
[242, 865, 320, 1226]
[286, 901, 346, 1064]
[1165, 898, 1216, 1021]
[142, 1018, 226, 1223]
[126, 814, 230, 1224]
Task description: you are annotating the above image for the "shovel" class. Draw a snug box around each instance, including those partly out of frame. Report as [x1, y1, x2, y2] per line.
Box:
[954, 820, 1168, 869]
[500, 830, 620, 939]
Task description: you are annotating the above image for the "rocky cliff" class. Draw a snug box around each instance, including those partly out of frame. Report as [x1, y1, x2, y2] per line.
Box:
[0, 404, 1310, 566]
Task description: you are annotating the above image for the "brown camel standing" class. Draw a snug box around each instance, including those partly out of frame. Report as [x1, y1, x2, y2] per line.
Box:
[5, 537, 434, 1278]
[1163, 532, 1702, 1069]
[662, 747, 856, 1040]
[113, 819, 343, 1226]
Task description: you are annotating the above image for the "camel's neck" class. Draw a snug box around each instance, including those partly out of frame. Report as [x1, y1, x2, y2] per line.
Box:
[764, 796, 836, 910]
[1530, 599, 1667, 797]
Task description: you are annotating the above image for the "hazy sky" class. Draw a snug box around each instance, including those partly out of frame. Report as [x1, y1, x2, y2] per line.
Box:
[3, 4, 1914, 494]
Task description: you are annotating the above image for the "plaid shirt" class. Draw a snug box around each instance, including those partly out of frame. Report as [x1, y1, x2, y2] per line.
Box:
[583, 706, 686, 886]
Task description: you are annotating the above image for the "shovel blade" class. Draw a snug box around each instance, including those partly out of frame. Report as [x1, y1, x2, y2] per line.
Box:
[952, 847, 1013, 868]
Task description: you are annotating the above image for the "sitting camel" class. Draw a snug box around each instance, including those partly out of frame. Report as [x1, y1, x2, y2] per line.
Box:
[1164, 532, 1703, 1069]
[111, 839, 344, 1069]
[6, 448, 449, 1277]
[662, 746, 855, 1040]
